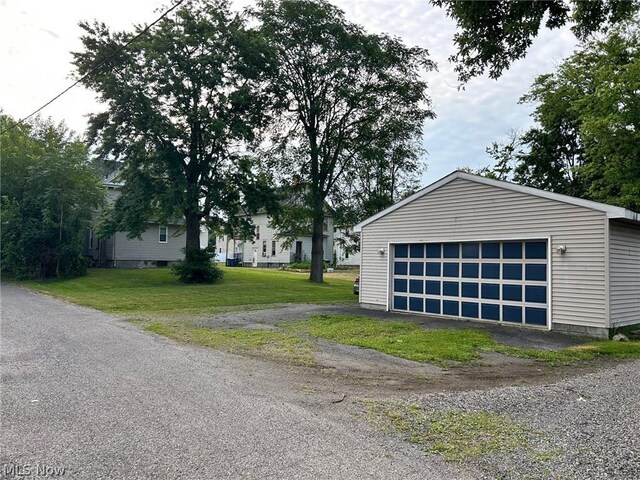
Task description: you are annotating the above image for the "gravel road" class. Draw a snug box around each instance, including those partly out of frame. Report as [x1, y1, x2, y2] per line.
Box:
[0, 283, 471, 479]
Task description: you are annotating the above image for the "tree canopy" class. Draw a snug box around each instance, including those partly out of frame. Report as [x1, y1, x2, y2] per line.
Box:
[256, 0, 434, 281]
[432, 0, 640, 83]
[0, 115, 104, 279]
[72, 0, 278, 280]
[482, 23, 640, 211]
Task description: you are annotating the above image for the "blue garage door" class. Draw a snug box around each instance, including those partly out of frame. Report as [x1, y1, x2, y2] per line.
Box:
[391, 241, 548, 327]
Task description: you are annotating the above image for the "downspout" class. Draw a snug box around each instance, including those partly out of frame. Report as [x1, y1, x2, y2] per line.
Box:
[112, 234, 117, 268]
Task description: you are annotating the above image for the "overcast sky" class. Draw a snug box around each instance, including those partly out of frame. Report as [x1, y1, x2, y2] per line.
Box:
[1, 0, 579, 185]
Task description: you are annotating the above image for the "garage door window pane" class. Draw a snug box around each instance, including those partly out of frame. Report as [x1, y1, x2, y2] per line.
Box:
[393, 278, 407, 292]
[409, 297, 423, 312]
[426, 299, 440, 314]
[443, 262, 459, 277]
[394, 262, 408, 275]
[426, 262, 440, 276]
[461, 282, 479, 298]
[409, 262, 424, 276]
[503, 264, 522, 280]
[443, 243, 459, 258]
[462, 263, 479, 278]
[525, 264, 546, 281]
[462, 302, 479, 318]
[481, 304, 500, 320]
[426, 243, 441, 258]
[525, 285, 547, 303]
[503, 242, 522, 259]
[393, 296, 407, 310]
[462, 243, 479, 258]
[525, 307, 547, 326]
[482, 263, 500, 279]
[410, 244, 424, 258]
[525, 241, 546, 259]
[395, 244, 408, 258]
[503, 305, 522, 323]
[409, 279, 423, 294]
[502, 284, 522, 301]
[482, 242, 500, 258]
[426, 280, 440, 295]
[443, 300, 459, 316]
[443, 281, 459, 297]
[481, 283, 500, 300]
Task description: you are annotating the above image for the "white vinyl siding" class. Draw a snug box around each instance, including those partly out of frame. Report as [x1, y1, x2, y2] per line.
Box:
[360, 178, 608, 329]
[609, 221, 640, 327]
[240, 213, 334, 264]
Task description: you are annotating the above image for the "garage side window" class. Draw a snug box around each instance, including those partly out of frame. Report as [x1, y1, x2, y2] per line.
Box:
[159, 226, 168, 243]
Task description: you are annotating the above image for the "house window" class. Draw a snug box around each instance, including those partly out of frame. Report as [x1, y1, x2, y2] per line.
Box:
[271, 240, 276, 256]
[345, 250, 349, 259]
[323, 220, 328, 232]
[256, 225, 260, 240]
[89, 229, 94, 249]
[262, 240, 267, 257]
[159, 226, 168, 243]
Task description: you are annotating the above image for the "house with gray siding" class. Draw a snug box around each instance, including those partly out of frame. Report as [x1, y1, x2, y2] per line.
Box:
[85, 180, 208, 268]
[355, 171, 640, 338]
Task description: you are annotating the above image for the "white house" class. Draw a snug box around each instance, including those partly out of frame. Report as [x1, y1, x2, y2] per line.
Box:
[334, 228, 361, 268]
[355, 171, 640, 338]
[216, 211, 334, 267]
[85, 178, 208, 268]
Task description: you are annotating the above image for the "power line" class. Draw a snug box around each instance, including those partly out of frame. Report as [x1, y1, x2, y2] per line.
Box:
[1, 0, 186, 135]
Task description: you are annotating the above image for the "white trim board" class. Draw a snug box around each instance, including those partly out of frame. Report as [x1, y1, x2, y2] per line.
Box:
[355, 170, 640, 232]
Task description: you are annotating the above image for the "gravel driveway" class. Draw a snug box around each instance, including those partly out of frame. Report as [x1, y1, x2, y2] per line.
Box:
[2, 283, 637, 479]
[0, 283, 470, 479]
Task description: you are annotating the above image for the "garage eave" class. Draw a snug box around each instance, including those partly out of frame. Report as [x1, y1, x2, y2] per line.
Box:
[355, 170, 640, 231]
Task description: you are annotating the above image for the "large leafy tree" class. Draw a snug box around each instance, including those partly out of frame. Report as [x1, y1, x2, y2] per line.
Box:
[482, 23, 640, 210]
[72, 0, 277, 278]
[432, 0, 640, 83]
[1, 115, 104, 279]
[256, 0, 434, 282]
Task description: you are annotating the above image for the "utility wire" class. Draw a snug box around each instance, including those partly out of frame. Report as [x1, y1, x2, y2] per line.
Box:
[1, 0, 186, 135]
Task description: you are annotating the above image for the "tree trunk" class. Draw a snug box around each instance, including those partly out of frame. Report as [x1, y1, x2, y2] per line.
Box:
[184, 210, 201, 261]
[309, 195, 324, 283]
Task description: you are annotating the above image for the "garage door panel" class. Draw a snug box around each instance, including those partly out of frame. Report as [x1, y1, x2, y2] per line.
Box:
[391, 240, 549, 327]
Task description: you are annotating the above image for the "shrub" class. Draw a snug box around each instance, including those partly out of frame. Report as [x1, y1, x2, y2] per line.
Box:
[171, 247, 224, 283]
[287, 261, 312, 269]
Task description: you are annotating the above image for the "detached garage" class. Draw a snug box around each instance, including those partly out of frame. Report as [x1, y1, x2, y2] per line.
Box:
[355, 171, 640, 338]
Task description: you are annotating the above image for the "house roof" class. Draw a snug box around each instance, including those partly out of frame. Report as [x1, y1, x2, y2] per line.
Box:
[354, 170, 640, 232]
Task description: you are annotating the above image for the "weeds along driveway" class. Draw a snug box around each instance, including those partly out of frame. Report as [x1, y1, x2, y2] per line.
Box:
[149, 303, 608, 394]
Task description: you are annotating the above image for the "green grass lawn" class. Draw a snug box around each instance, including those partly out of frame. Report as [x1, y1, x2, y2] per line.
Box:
[285, 315, 640, 366]
[23, 267, 356, 315]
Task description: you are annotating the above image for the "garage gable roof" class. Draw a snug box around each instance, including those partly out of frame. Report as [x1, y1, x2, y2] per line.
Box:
[355, 170, 640, 232]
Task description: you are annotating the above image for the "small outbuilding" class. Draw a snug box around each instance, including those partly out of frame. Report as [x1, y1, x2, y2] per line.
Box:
[355, 171, 640, 338]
